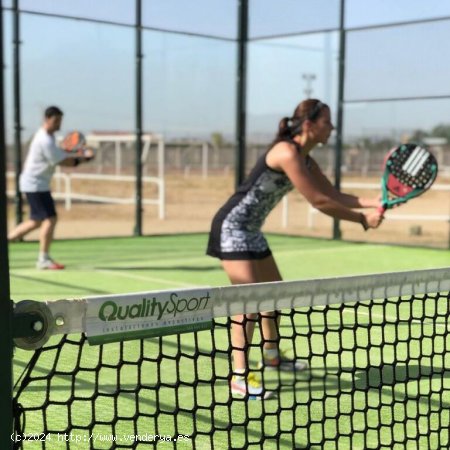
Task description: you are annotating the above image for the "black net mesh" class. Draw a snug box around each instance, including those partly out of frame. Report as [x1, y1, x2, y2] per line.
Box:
[12, 291, 450, 449]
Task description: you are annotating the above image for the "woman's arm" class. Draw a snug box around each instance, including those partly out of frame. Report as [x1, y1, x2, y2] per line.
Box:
[307, 157, 380, 209]
[270, 143, 382, 229]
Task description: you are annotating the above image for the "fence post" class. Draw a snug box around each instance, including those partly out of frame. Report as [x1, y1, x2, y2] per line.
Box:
[0, 1, 14, 446]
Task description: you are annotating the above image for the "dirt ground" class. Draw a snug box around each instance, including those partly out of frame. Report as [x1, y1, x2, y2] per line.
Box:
[7, 172, 450, 249]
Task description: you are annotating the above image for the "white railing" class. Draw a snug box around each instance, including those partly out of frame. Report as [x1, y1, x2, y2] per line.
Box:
[281, 182, 450, 228]
[6, 171, 165, 219]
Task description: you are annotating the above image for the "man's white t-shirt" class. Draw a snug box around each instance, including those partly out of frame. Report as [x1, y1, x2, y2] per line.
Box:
[19, 128, 67, 192]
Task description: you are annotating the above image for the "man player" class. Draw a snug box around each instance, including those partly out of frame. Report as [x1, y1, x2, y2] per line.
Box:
[8, 106, 93, 269]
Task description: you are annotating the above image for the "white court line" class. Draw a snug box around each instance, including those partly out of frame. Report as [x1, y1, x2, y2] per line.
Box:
[73, 244, 415, 297]
[10, 267, 201, 288]
[94, 269, 198, 288]
[86, 244, 385, 270]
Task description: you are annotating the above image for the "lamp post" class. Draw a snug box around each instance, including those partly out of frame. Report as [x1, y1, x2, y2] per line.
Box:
[302, 73, 316, 99]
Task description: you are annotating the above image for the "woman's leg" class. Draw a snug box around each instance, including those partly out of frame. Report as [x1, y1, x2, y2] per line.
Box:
[256, 255, 308, 371]
[221, 259, 259, 373]
[254, 255, 283, 351]
[222, 255, 282, 368]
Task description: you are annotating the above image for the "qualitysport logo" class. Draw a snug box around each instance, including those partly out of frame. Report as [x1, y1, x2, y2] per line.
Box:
[98, 292, 211, 322]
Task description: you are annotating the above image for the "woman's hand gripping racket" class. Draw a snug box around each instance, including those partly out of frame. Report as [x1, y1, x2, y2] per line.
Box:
[379, 143, 438, 214]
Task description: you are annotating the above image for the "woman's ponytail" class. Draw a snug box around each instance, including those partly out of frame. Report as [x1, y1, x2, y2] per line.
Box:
[272, 99, 327, 144]
[276, 117, 292, 141]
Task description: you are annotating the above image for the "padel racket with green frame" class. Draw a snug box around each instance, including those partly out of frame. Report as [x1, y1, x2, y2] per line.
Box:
[379, 143, 438, 213]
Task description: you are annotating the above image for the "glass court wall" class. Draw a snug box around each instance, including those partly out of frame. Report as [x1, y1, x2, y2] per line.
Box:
[3, 0, 450, 247]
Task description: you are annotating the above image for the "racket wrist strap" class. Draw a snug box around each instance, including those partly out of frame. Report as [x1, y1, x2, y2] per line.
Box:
[359, 213, 369, 231]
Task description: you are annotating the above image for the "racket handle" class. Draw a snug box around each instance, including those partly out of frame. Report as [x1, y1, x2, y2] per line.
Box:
[377, 205, 387, 214]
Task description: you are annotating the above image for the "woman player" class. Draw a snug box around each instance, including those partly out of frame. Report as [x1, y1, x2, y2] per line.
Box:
[206, 99, 384, 399]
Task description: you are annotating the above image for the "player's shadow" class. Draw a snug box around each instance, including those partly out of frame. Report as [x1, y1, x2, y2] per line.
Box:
[278, 320, 450, 329]
[276, 363, 450, 409]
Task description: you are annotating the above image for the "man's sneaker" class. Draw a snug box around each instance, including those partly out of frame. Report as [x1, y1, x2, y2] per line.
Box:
[231, 372, 274, 400]
[259, 350, 309, 372]
[36, 259, 65, 270]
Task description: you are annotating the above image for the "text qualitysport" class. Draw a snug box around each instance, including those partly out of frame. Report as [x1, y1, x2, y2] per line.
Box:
[98, 292, 211, 322]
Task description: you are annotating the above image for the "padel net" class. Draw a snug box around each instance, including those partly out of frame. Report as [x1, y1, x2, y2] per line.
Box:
[11, 267, 450, 449]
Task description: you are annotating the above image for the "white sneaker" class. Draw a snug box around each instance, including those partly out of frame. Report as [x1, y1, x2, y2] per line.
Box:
[230, 373, 274, 400]
[259, 350, 309, 372]
[36, 259, 65, 270]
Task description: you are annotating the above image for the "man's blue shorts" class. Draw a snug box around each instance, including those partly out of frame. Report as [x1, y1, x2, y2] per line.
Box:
[25, 191, 57, 221]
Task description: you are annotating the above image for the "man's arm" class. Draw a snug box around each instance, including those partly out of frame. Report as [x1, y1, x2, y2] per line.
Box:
[58, 148, 94, 167]
[59, 157, 79, 167]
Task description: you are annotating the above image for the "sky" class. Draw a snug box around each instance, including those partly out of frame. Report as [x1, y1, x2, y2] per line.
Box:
[3, 0, 450, 143]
